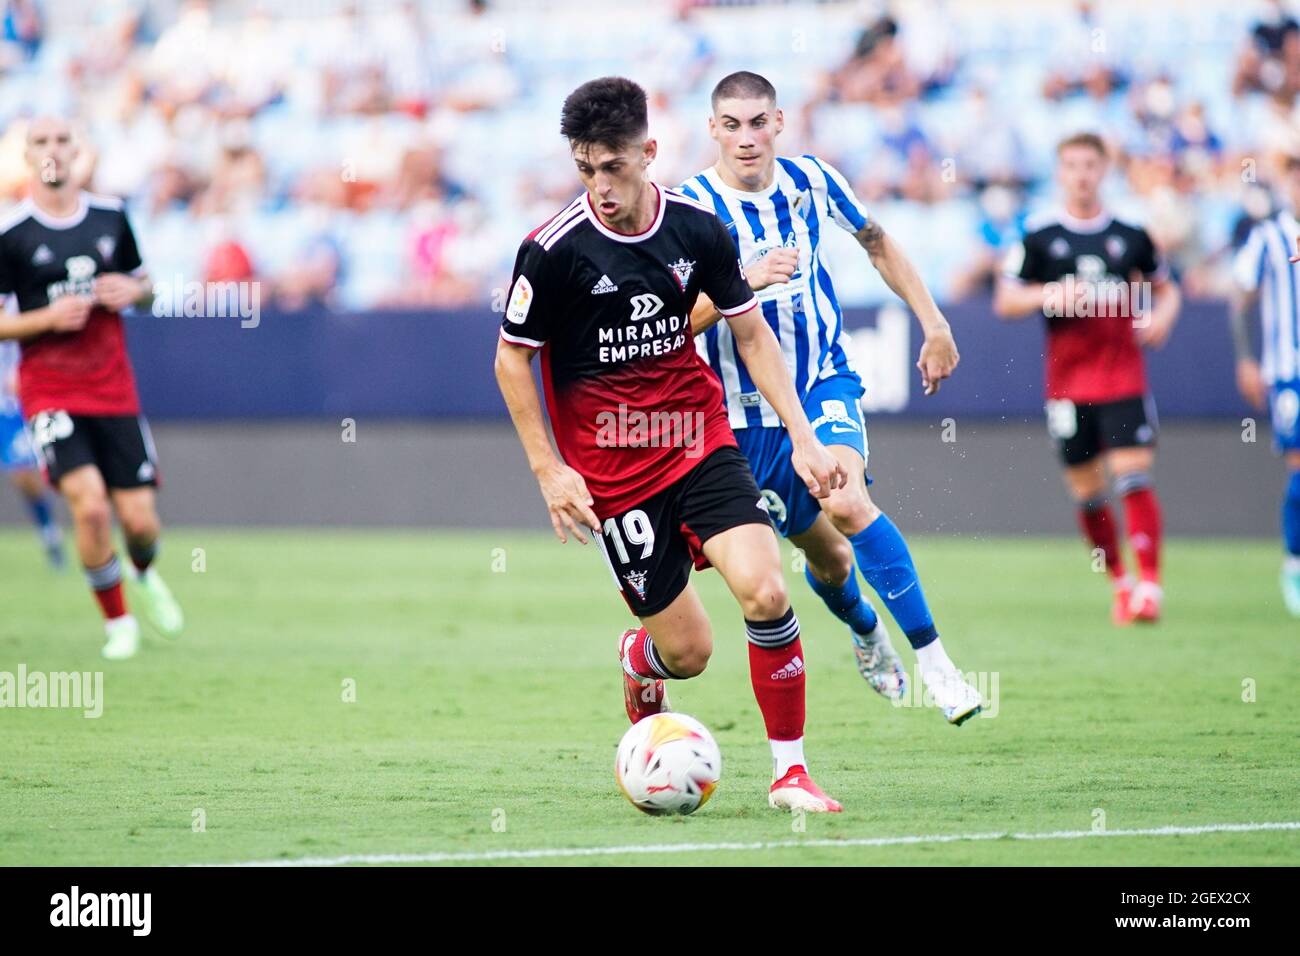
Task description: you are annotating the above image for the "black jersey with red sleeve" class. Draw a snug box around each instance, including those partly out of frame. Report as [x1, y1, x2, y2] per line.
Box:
[500, 183, 758, 518]
[1003, 211, 1168, 404]
[0, 192, 146, 417]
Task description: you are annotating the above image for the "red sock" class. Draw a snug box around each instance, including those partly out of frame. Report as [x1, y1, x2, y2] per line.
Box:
[746, 612, 806, 740]
[86, 555, 128, 620]
[1122, 487, 1163, 584]
[1078, 501, 1126, 579]
[92, 581, 127, 620]
[624, 626, 673, 679]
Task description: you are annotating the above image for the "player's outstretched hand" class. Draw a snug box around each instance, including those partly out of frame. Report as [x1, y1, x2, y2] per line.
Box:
[917, 327, 959, 396]
[746, 247, 798, 291]
[47, 295, 93, 333]
[1235, 358, 1267, 411]
[535, 461, 600, 544]
[91, 273, 144, 312]
[791, 437, 846, 499]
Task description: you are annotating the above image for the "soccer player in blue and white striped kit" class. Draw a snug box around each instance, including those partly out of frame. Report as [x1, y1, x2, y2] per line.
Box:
[1232, 151, 1300, 616]
[681, 71, 982, 724]
[0, 338, 64, 568]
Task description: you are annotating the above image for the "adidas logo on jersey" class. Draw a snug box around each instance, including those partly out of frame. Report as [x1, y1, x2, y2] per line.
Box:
[591, 275, 618, 295]
[771, 655, 805, 680]
[32, 244, 53, 265]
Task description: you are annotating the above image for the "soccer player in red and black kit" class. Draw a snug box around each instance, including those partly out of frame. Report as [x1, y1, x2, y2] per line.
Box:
[0, 117, 183, 659]
[995, 132, 1181, 624]
[495, 77, 850, 812]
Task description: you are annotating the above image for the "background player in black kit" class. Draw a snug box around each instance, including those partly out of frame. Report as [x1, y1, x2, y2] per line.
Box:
[995, 132, 1181, 625]
[0, 117, 184, 659]
[495, 77, 850, 812]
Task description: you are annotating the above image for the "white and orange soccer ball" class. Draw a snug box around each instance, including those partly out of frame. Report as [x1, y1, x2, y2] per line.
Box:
[615, 712, 722, 815]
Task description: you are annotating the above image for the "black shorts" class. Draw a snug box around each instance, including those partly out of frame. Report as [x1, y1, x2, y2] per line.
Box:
[28, 411, 160, 488]
[1046, 395, 1158, 466]
[594, 446, 772, 617]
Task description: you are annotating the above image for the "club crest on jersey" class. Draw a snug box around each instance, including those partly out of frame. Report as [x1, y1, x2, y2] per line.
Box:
[66, 255, 97, 282]
[1049, 237, 1072, 259]
[623, 569, 649, 601]
[31, 244, 53, 265]
[1075, 254, 1107, 281]
[667, 257, 695, 290]
[1105, 235, 1126, 260]
[97, 235, 116, 262]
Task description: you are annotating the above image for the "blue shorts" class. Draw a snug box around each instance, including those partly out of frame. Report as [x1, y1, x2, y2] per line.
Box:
[734, 372, 868, 538]
[0, 409, 37, 471]
[1271, 381, 1300, 453]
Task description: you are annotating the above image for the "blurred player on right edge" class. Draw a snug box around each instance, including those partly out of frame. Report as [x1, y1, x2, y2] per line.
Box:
[1230, 149, 1300, 616]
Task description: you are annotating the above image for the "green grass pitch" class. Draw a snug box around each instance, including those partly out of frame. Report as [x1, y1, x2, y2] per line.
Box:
[1, 528, 1297, 866]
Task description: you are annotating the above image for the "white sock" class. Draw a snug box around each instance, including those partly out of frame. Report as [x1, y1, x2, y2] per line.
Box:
[916, 637, 956, 679]
[770, 737, 806, 779]
[1285, 555, 1300, 575]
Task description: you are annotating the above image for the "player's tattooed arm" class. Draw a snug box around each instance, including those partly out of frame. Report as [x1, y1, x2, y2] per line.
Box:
[856, 219, 959, 395]
[1229, 286, 1266, 410]
[494, 339, 600, 543]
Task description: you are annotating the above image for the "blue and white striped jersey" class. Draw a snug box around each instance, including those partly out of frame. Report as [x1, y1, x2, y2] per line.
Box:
[1234, 209, 1300, 384]
[0, 340, 19, 417]
[678, 155, 870, 429]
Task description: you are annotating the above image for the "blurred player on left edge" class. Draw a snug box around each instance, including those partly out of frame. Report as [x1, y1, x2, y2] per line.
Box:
[0, 339, 64, 568]
[0, 117, 183, 659]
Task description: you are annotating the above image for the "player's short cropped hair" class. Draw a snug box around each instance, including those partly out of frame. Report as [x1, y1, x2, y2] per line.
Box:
[711, 71, 778, 110]
[560, 77, 648, 153]
[1056, 132, 1108, 159]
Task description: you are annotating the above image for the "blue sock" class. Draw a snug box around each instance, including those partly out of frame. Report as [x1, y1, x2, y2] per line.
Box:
[26, 494, 53, 533]
[1284, 470, 1300, 556]
[849, 513, 938, 649]
[803, 564, 879, 635]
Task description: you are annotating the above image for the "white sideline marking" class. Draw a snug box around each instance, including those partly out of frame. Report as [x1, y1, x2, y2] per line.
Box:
[197, 820, 1300, 867]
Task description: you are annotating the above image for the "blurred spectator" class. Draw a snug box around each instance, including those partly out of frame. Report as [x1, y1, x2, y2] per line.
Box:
[204, 237, 255, 285]
[949, 184, 1028, 299]
[0, 0, 1289, 310]
[1042, 2, 1128, 102]
[1234, 0, 1300, 96]
[1, 0, 42, 67]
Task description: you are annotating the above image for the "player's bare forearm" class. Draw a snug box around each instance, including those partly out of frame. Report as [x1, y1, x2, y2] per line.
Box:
[493, 340, 560, 474]
[0, 311, 52, 341]
[689, 294, 722, 337]
[860, 225, 949, 337]
[1143, 278, 1182, 345]
[1229, 287, 1260, 363]
[494, 338, 600, 543]
[727, 307, 814, 443]
[993, 279, 1047, 319]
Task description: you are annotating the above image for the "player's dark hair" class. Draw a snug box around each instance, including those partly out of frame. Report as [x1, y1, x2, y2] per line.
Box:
[560, 77, 648, 153]
[1057, 131, 1108, 158]
[711, 71, 778, 110]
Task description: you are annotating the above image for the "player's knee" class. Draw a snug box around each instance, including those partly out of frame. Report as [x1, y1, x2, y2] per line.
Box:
[120, 508, 160, 543]
[666, 642, 712, 678]
[823, 487, 878, 536]
[738, 570, 789, 621]
[71, 495, 112, 536]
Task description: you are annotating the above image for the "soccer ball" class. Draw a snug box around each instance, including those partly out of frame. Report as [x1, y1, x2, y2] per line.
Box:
[614, 712, 722, 815]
